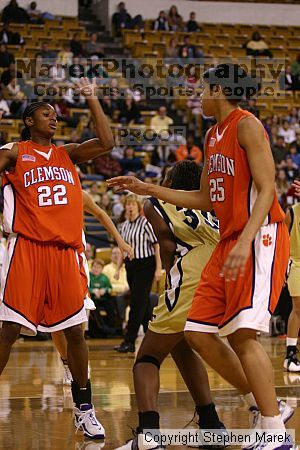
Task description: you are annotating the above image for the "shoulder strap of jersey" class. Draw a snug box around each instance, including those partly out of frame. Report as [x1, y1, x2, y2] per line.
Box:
[149, 197, 172, 228]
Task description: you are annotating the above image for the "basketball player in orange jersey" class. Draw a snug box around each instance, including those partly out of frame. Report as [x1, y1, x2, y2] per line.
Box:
[52, 188, 134, 385]
[0, 78, 114, 440]
[108, 64, 293, 449]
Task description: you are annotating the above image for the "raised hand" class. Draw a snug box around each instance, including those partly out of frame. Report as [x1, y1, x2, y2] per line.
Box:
[107, 176, 150, 195]
[74, 77, 98, 98]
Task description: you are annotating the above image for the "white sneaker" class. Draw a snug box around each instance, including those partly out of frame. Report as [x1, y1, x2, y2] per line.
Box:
[63, 365, 73, 386]
[283, 351, 300, 372]
[84, 296, 96, 311]
[115, 433, 165, 450]
[74, 403, 105, 440]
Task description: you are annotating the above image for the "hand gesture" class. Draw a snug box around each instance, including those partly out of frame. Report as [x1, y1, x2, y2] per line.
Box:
[74, 77, 98, 98]
[221, 239, 251, 282]
[118, 240, 134, 260]
[154, 268, 163, 282]
[107, 176, 149, 195]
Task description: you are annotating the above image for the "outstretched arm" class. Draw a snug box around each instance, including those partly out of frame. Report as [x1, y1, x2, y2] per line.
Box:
[144, 199, 176, 274]
[0, 142, 18, 171]
[82, 190, 134, 259]
[64, 78, 114, 164]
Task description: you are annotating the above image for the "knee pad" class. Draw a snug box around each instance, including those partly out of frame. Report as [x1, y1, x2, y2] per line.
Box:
[133, 354, 161, 371]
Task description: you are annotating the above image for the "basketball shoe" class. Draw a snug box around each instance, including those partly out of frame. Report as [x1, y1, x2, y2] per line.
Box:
[283, 348, 300, 372]
[74, 403, 105, 440]
[114, 431, 165, 450]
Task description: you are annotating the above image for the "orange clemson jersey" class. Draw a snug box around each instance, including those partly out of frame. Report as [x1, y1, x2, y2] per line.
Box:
[2, 140, 83, 249]
[206, 108, 284, 240]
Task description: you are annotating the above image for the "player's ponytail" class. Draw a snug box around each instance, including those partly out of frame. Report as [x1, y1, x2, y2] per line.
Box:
[21, 101, 51, 141]
[203, 63, 259, 102]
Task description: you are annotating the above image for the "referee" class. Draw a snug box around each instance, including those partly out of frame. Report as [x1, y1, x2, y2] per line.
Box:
[114, 194, 162, 353]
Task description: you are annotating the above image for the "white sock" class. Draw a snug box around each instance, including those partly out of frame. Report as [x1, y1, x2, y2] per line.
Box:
[244, 392, 258, 408]
[286, 337, 298, 347]
[261, 415, 285, 431]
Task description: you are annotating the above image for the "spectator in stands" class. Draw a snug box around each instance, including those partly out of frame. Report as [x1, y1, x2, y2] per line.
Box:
[112, 193, 125, 220]
[57, 43, 73, 66]
[0, 44, 14, 68]
[165, 38, 178, 59]
[279, 65, 295, 91]
[0, 22, 24, 45]
[243, 98, 259, 118]
[245, 31, 273, 58]
[89, 259, 116, 330]
[100, 192, 113, 216]
[289, 144, 300, 168]
[0, 129, 8, 146]
[103, 246, 130, 329]
[2, 0, 29, 24]
[70, 33, 84, 58]
[272, 135, 287, 166]
[7, 78, 26, 116]
[101, 95, 114, 119]
[85, 33, 104, 58]
[150, 106, 173, 135]
[291, 53, 300, 90]
[40, 42, 57, 62]
[120, 147, 144, 175]
[80, 119, 97, 142]
[94, 154, 122, 179]
[285, 156, 299, 181]
[276, 169, 290, 207]
[0, 90, 10, 116]
[0, 62, 22, 87]
[88, 182, 101, 205]
[153, 11, 169, 31]
[176, 133, 202, 164]
[178, 35, 198, 60]
[186, 12, 201, 33]
[292, 131, 300, 152]
[118, 95, 141, 125]
[167, 5, 183, 32]
[279, 119, 296, 144]
[112, 2, 132, 34]
[27, 1, 42, 23]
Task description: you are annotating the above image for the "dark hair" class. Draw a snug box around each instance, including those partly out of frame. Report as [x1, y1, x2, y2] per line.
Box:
[168, 160, 201, 191]
[21, 101, 51, 140]
[203, 63, 259, 102]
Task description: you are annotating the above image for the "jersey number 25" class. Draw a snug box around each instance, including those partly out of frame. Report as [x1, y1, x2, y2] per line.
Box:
[210, 178, 225, 202]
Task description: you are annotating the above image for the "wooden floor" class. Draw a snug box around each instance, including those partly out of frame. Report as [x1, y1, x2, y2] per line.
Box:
[0, 335, 299, 450]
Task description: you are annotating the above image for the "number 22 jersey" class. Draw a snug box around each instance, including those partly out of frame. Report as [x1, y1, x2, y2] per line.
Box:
[206, 108, 284, 240]
[2, 140, 83, 249]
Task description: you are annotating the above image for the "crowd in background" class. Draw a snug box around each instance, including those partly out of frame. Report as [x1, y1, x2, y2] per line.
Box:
[0, 0, 300, 336]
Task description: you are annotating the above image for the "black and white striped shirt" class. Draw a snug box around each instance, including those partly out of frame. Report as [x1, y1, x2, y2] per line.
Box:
[121, 215, 157, 259]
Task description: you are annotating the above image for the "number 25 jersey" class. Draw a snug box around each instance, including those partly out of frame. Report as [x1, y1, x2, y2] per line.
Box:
[2, 140, 83, 249]
[206, 108, 284, 240]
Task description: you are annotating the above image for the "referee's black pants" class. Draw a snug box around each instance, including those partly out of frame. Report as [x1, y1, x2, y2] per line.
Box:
[124, 256, 156, 344]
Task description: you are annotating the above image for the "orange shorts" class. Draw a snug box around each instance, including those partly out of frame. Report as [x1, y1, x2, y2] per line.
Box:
[185, 222, 289, 336]
[0, 235, 87, 336]
[78, 252, 89, 299]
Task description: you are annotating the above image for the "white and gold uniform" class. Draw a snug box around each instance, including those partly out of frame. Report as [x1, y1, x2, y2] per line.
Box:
[287, 203, 300, 297]
[148, 197, 219, 334]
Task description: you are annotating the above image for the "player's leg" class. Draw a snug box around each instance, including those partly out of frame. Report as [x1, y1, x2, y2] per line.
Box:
[51, 330, 73, 385]
[285, 295, 300, 372]
[171, 338, 224, 430]
[184, 331, 251, 395]
[0, 322, 21, 374]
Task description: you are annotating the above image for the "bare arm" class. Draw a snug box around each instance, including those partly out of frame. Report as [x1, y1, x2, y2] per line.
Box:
[153, 243, 163, 281]
[82, 190, 134, 259]
[284, 208, 292, 233]
[222, 116, 277, 280]
[144, 199, 176, 274]
[0, 142, 18, 171]
[64, 79, 114, 164]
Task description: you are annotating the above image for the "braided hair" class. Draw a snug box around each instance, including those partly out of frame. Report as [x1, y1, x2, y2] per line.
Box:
[168, 160, 201, 191]
[21, 101, 51, 140]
